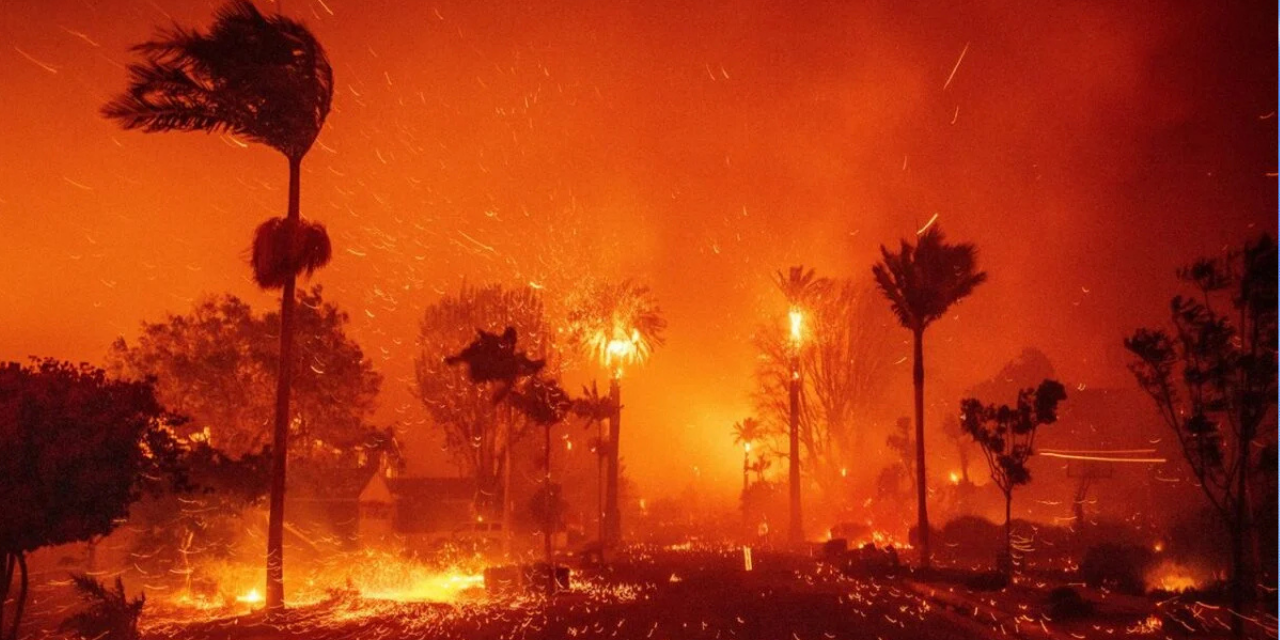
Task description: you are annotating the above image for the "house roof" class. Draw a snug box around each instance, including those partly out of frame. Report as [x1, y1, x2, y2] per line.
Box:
[357, 474, 480, 504]
[290, 464, 379, 502]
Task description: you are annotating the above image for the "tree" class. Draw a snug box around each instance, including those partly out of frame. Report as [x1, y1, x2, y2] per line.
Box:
[106, 288, 384, 464]
[774, 266, 827, 545]
[0, 359, 178, 640]
[872, 225, 987, 568]
[510, 374, 573, 593]
[565, 279, 665, 546]
[104, 0, 335, 611]
[416, 284, 553, 533]
[572, 382, 619, 546]
[449, 329, 570, 592]
[960, 379, 1067, 574]
[1125, 234, 1276, 638]
[731, 418, 763, 529]
[752, 279, 896, 498]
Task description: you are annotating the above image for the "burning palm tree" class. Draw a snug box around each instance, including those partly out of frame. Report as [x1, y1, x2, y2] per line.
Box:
[731, 417, 763, 533]
[872, 226, 986, 568]
[774, 266, 829, 545]
[103, 0, 334, 611]
[566, 280, 665, 547]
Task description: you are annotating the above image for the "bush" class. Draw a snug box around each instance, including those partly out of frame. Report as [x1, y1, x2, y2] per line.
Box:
[59, 574, 144, 640]
[1045, 586, 1093, 619]
[1079, 544, 1155, 595]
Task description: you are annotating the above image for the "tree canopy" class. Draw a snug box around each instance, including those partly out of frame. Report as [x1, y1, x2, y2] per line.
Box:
[415, 284, 555, 490]
[1, 359, 179, 639]
[107, 286, 383, 462]
[752, 278, 896, 491]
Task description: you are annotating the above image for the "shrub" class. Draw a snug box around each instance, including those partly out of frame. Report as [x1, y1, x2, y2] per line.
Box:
[1079, 544, 1155, 595]
[1045, 586, 1093, 619]
[59, 574, 144, 640]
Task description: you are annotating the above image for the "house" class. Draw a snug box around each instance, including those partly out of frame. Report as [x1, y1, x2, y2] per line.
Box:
[357, 467, 489, 548]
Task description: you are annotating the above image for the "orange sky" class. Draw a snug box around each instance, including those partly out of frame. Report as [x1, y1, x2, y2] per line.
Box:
[0, 0, 1274, 500]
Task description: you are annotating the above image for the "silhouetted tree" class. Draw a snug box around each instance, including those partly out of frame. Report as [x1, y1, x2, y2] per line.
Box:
[775, 266, 827, 544]
[416, 284, 553, 521]
[565, 279, 665, 546]
[872, 226, 987, 567]
[104, 0, 335, 611]
[107, 288, 383, 462]
[510, 374, 572, 594]
[450, 329, 570, 591]
[572, 381, 618, 546]
[0, 359, 179, 640]
[753, 280, 896, 497]
[1125, 234, 1276, 638]
[960, 379, 1067, 575]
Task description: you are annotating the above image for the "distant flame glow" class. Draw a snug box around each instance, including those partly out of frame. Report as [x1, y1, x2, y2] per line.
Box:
[234, 588, 262, 604]
[1145, 560, 1205, 593]
[788, 308, 803, 344]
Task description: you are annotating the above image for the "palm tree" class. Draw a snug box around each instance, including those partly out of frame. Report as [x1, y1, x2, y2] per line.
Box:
[565, 280, 666, 547]
[103, 0, 333, 611]
[731, 417, 762, 533]
[774, 266, 829, 545]
[573, 381, 618, 549]
[872, 226, 986, 568]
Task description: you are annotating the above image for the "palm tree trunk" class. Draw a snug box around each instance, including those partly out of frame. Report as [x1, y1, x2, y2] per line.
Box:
[544, 423, 554, 595]
[1229, 439, 1254, 639]
[742, 450, 749, 536]
[597, 421, 605, 549]
[605, 377, 622, 547]
[7, 553, 26, 640]
[502, 405, 513, 558]
[788, 354, 802, 545]
[913, 327, 930, 569]
[1, 552, 12, 640]
[1003, 492, 1013, 576]
[266, 156, 302, 613]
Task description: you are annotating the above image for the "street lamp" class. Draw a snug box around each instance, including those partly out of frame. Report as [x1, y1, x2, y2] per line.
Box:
[787, 307, 803, 546]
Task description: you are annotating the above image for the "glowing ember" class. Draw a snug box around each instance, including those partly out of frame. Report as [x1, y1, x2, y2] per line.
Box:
[234, 588, 263, 604]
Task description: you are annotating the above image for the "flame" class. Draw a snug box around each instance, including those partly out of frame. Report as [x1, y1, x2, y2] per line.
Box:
[1145, 560, 1205, 593]
[165, 549, 489, 613]
[948, 471, 960, 484]
[592, 327, 648, 378]
[744, 441, 751, 453]
[234, 588, 262, 604]
[788, 308, 803, 344]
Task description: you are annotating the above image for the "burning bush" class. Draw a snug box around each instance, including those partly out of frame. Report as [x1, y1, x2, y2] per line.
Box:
[1144, 559, 1211, 595]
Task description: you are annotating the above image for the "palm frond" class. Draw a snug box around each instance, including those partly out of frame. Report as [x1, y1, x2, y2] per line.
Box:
[104, 0, 333, 159]
[250, 217, 332, 289]
[872, 225, 986, 331]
